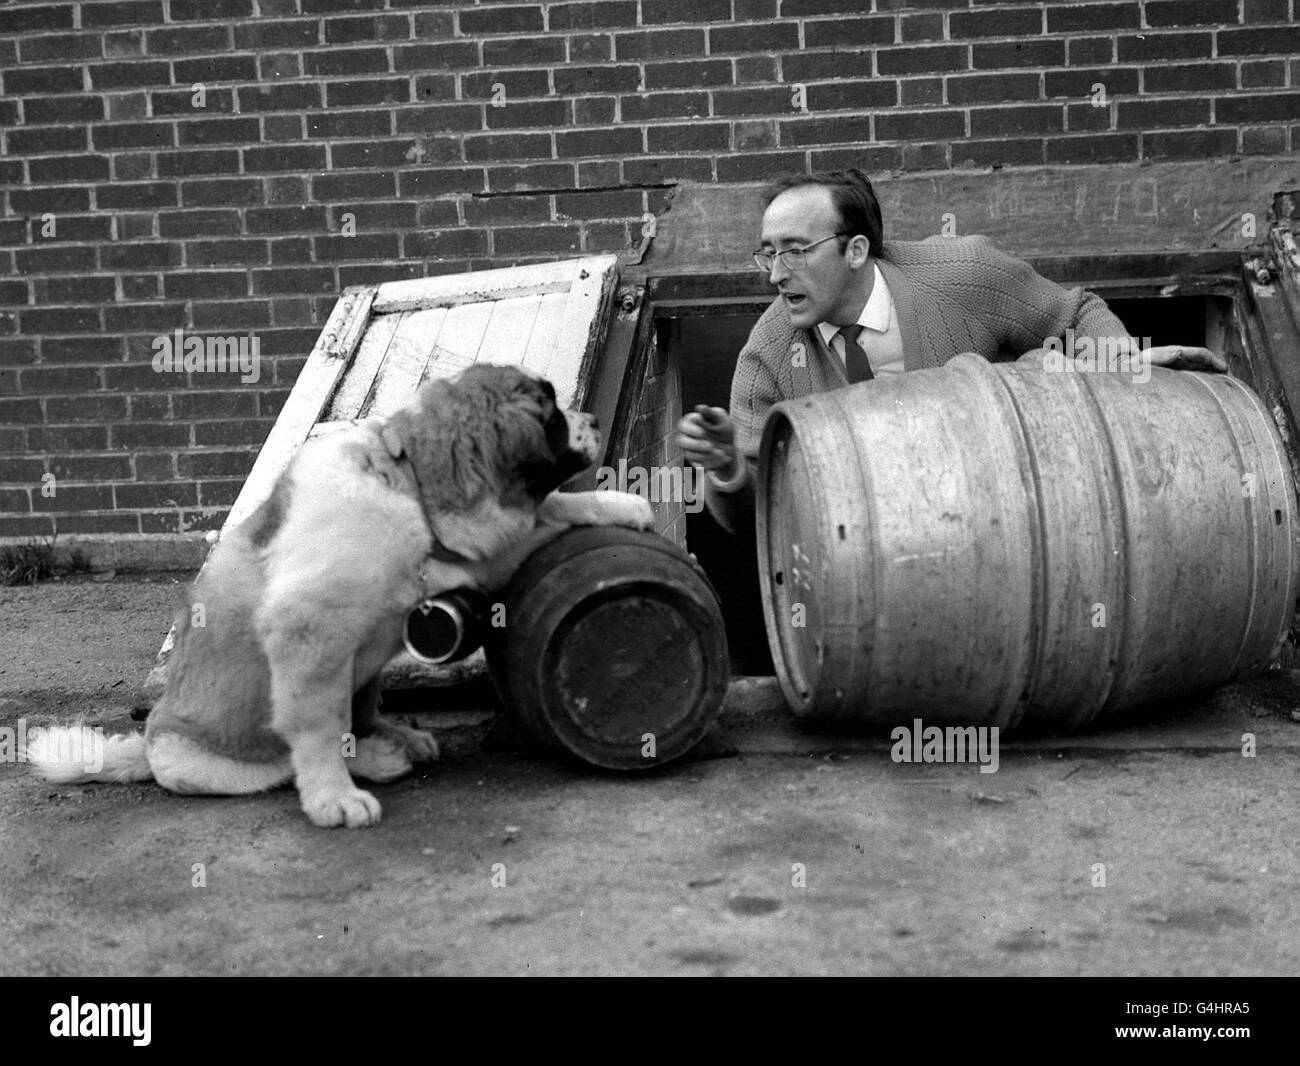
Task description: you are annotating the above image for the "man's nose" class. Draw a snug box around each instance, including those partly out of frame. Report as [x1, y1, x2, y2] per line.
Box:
[768, 258, 789, 285]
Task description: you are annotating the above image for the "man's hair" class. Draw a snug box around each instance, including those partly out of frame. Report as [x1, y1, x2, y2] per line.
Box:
[763, 168, 884, 257]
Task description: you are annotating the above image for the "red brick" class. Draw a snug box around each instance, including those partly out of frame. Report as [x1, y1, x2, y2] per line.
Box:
[29, 155, 112, 182]
[37, 276, 116, 304]
[1116, 99, 1211, 128]
[1044, 133, 1138, 163]
[1066, 102, 1112, 132]
[32, 485, 116, 511]
[186, 240, 271, 267]
[234, 19, 320, 49]
[614, 28, 704, 60]
[9, 127, 87, 154]
[1044, 68, 1139, 98]
[549, 1, 637, 29]
[9, 187, 91, 214]
[1045, 4, 1141, 32]
[24, 95, 105, 124]
[493, 225, 582, 255]
[4, 65, 83, 94]
[646, 122, 729, 152]
[1218, 92, 1300, 123]
[324, 14, 410, 43]
[972, 39, 1063, 69]
[899, 13, 944, 42]
[779, 115, 874, 146]
[89, 61, 172, 89]
[620, 92, 709, 120]
[555, 189, 644, 219]
[1146, 0, 1240, 26]
[709, 22, 799, 54]
[462, 70, 551, 100]
[82, 1, 162, 26]
[947, 72, 1039, 104]
[879, 108, 967, 139]
[458, 5, 544, 34]
[711, 86, 798, 116]
[44, 395, 129, 424]
[179, 179, 262, 208]
[399, 168, 486, 197]
[465, 132, 553, 162]
[178, 117, 262, 146]
[642, 0, 728, 21]
[146, 25, 232, 54]
[171, 0, 251, 18]
[394, 41, 478, 70]
[20, 308, 103, 334]
[645, 60, 732, 90]
[576, 32, 617, 64]
[311, 171, 397, 200]
[1142, 62, 1236, 92]
[483, 37, 567, 66]
[554, 64, 642, 94]
[1218, 25, 1300, 55]
[950, 7, 1041, 37]
[1117, 32, 1213, 62]
[174, 56, 258, 83]
[717, 151, 805, 182]
[805, 80, 899, 111]
[555, 127, 642, 158]
[1142, 129, 1238, 159]
[242, 144, 329, 173]
[403, 230, 488, 258]
[325, 79, 412, 108]
[785, 50, 877, 81]
[623, 156, 713, 184]
[954, 138, 1046, 168]
[1241, 60, 1288, 89]
[876, 45, 969, 76]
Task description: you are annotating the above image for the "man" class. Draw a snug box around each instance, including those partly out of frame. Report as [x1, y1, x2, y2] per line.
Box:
[676, 168, 1227, 534]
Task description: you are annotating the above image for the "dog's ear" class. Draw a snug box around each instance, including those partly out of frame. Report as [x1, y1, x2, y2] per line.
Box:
[380, 422, 405, 460]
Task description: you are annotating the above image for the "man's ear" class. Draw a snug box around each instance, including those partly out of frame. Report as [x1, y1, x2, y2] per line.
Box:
[847, 234, 871, 267]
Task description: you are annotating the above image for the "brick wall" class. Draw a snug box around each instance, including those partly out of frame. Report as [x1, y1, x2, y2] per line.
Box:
[1, 0, 1297, 544]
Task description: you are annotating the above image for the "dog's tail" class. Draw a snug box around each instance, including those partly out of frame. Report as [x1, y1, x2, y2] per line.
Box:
[23, 726, 154, 784]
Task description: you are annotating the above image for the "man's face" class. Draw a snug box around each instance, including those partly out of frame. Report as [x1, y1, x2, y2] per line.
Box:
[759, 185, 859, 331]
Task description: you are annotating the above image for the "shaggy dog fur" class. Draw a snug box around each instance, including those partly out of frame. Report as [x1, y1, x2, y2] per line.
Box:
[26, 365, 653, 827]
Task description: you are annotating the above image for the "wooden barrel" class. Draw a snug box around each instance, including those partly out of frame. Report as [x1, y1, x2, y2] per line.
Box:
[483, 526, 730, 769]
[757, 353, 1298, 729]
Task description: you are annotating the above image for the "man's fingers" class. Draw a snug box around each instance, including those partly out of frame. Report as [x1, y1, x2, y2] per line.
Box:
[1146, 345, 1229, 374]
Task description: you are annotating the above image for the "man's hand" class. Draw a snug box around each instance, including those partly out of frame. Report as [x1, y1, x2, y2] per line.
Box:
[675, 405, 740, 481]
[1145, 345, 1229, 374]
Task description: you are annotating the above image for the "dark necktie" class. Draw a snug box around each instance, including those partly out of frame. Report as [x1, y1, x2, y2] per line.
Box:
[837, 324, 874, 383]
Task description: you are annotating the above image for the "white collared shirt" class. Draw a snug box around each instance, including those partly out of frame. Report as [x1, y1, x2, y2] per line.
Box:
[815, 263, 905, 377]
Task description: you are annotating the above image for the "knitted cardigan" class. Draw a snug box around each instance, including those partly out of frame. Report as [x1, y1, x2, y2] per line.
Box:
[703, 234, 1135, 533]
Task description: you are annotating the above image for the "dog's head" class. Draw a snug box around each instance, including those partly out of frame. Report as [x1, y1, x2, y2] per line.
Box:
[382, 363, 600, 526]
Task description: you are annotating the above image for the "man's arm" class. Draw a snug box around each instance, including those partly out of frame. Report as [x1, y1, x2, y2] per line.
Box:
[975, 238, 1226, 372]
[694, 346, 784, 537]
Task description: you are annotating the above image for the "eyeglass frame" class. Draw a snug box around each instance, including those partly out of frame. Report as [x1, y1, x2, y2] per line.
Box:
[752, 232, 850, 273]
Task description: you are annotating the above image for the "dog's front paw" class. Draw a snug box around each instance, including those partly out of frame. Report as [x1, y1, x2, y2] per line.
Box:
[397, 726, 440, 764]
[605, 491, 655, 531]
[349, 734, 414, 783]
[301, 785, 382, 828]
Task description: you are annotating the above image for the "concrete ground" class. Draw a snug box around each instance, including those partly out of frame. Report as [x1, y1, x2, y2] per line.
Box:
[1, 573, 1297, 976]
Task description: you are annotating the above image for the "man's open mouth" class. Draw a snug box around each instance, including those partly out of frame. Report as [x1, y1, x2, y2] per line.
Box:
[783, 292, 808, 309]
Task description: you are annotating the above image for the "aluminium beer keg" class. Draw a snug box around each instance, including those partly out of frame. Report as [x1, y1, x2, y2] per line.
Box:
[484, 526, 730, 770]
[757, 353, 1298, 730]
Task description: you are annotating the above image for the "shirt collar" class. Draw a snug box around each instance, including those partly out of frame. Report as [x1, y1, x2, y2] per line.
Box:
[816, 262, 892, 346]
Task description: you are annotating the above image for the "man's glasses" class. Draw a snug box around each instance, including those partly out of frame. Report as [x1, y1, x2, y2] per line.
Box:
[752, 233, 846, 273]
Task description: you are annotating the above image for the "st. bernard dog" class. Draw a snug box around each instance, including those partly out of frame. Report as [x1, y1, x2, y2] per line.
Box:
[26, 364, 653, 827]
